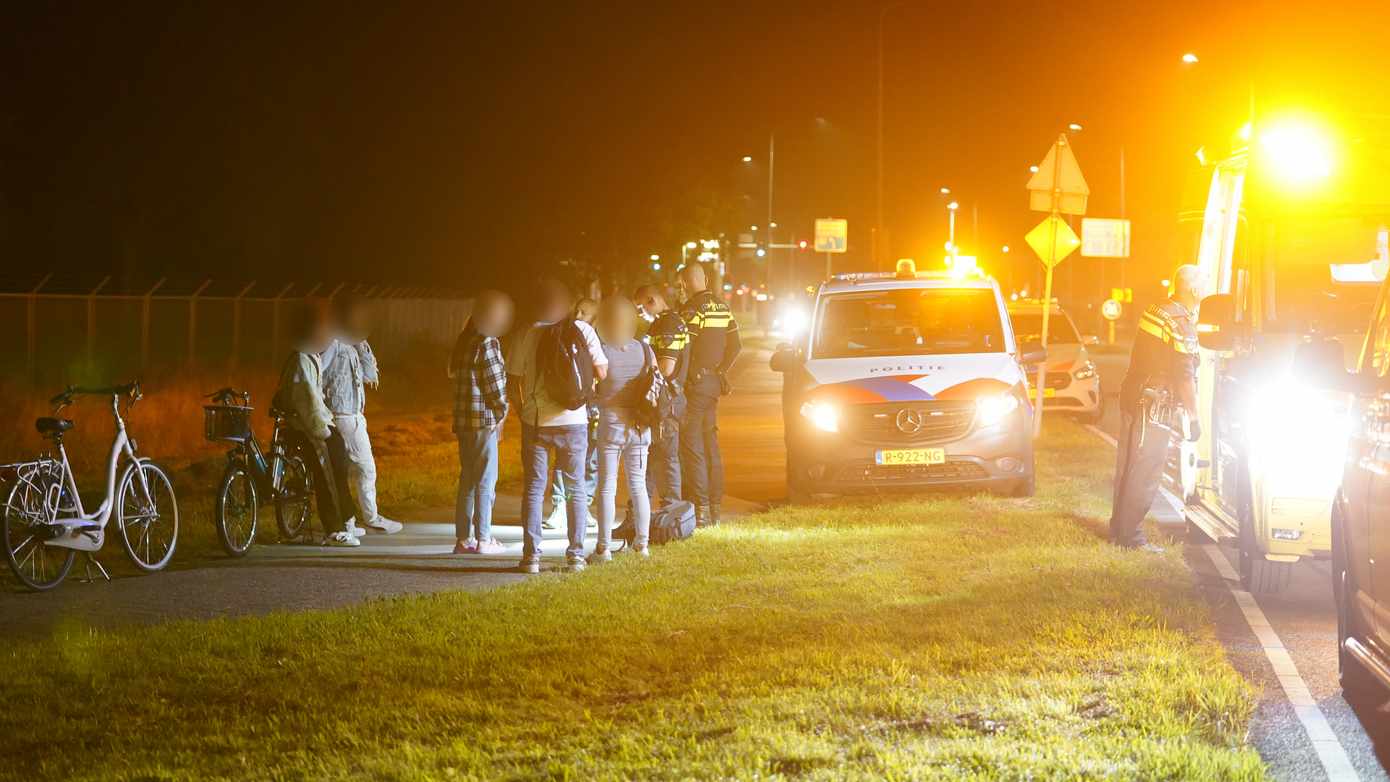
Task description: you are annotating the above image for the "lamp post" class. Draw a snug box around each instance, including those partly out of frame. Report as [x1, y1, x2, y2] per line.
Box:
[876, 1, 912, 270]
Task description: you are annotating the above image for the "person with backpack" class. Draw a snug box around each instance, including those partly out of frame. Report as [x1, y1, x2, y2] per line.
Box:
[677, 262, 742, 529]
[545, 298, 600, 531]
[448, 290, 513, 556]
[591, 296, 659, 560]
[274, 299, 359, 547]
[507, 279, 608, 573]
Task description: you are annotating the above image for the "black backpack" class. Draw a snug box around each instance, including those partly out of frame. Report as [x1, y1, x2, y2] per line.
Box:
[537, 320, 596, 412]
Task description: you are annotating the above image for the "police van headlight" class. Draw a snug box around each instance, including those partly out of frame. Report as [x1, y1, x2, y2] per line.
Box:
[1073, 361, 1097, 381]
[1245, 384, 1351, 496]
[976, 393, 1020, 428]
[800, 401, 840, 433]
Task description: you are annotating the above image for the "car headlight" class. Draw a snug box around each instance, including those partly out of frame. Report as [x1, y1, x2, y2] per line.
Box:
[799, 400, 839, 433]
[976, 393, 1020, 428]
[779, 306, 809, 339]
[1073, 361, 1097, 381]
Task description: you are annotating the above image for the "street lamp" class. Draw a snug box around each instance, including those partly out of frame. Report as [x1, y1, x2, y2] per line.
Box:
[939, 186, 951, 195]
[1181, 52, 1199, 64]
[1029, 165, 1039, 173]
[1067, 122, 1084, 133]
[741, 155, 753, 163]
[876, 0, 913, 269]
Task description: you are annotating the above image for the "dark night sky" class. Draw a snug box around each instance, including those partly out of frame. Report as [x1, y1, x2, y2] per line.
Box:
[3, 1, 1388, 297]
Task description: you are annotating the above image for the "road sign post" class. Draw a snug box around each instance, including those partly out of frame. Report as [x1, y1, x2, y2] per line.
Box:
[1025, 133, 1088, 437]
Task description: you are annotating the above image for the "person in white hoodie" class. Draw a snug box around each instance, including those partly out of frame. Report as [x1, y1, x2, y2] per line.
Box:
[275, 299, 359, 547]
[321, 295, 403, 535]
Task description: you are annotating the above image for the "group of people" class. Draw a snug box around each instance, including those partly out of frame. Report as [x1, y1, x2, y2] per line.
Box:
[451, 261, 742, 572]
[276, 296, 403, 547]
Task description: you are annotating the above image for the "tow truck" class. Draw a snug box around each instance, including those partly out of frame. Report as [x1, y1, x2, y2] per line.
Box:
[1178, 113, 1389, 592]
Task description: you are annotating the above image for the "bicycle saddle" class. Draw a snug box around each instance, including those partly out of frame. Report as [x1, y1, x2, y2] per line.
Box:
[35, 417, 74, 436]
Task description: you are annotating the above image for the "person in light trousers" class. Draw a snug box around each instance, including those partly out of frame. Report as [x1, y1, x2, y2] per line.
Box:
[592, 295, 654, 560]
[449, 290, 513, 555]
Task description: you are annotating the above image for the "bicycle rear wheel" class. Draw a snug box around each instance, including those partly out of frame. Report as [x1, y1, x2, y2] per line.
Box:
[3, 476, 74, 591]
[117, 460, 179, 572]
[215, 462, 258, 557]
[275, 454, 313, 540]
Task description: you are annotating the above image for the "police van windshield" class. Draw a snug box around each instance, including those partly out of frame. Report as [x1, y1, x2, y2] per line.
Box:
[813, 288, 1006, 359]
[1009, 313, 1080, 344]
[1262, 259, 1379, 336]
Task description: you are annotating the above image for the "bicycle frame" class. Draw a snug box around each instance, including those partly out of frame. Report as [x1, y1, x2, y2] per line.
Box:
[229, 417, 290, 498]
[46, 394, 150, 553]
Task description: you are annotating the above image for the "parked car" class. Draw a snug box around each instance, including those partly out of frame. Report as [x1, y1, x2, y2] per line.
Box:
[1006, 299, 1103, 424]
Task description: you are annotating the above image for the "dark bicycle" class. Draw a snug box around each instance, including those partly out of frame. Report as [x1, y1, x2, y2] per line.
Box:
[203, 388, 314, 556]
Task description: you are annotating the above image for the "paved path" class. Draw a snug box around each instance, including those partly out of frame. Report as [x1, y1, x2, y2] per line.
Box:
[0, 352, 774, 642]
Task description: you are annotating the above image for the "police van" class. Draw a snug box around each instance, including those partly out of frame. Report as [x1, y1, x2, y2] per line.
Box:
[771, 261, 1044, 502]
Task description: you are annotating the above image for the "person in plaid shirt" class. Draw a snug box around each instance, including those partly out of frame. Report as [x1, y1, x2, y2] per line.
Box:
[449, 290, 513, 555]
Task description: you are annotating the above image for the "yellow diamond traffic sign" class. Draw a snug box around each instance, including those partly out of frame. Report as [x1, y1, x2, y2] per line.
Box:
[1025, 215, 1081, 268]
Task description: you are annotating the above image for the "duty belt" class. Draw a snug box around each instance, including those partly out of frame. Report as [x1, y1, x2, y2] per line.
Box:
[1139, 387, 1182, 448]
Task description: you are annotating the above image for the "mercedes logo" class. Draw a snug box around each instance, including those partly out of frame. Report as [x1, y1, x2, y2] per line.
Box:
[895, 408, 924, 434]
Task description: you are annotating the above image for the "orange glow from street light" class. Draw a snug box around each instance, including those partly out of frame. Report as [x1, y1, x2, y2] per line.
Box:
[1181, 52, 1199, 64]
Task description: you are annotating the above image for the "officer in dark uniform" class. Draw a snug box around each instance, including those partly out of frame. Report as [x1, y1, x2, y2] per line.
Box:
[676, 262, 741, 527]
[635, 283, 689, 505]
[1111, 265, 1205, 551]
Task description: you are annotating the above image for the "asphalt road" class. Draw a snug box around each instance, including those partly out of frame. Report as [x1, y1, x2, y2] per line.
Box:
[1093, 346, 1390, 782]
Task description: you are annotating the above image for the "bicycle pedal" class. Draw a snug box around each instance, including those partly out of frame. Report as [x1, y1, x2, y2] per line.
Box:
[80, 554, 111, 583]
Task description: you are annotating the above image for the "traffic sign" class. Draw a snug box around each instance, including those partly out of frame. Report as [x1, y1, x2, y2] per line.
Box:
[1081, 218, 1131, 258]
[1101, 299, 1123, 321]
[1027, 135, 1089, 215]
[814, 218, 848, 253]
[1024, 215, 1081, 268]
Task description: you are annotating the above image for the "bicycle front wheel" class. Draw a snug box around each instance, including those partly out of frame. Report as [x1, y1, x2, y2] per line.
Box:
[3, 478, 74, 591]
[117, 460, 179, 572]
[215, 462, 258, 557]
[275, 454, 313, 540]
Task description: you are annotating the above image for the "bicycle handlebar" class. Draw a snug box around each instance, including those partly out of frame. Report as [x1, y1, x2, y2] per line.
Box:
[51, 382, 142, 406]
[205, 387, 251, 405]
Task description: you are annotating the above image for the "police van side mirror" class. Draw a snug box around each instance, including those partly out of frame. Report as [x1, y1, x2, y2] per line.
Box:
[770, 345, 803, 373]
[1196, 293, 1236, 351]
[1019, 341, 1047, 365]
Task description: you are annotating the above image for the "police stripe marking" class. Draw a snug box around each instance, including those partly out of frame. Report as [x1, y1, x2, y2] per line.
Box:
[1085, 424, 1361, 781]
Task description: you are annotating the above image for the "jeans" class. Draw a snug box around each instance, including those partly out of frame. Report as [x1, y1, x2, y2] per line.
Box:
[680, 374, 724, 508]
[455, 427, 499, 542]
[335, 413, 381, 525]
[646, 403, 682, 505]
[521, 424, 589, 561]
[551, 420, 598, 509]
[597, 411, 652, 551]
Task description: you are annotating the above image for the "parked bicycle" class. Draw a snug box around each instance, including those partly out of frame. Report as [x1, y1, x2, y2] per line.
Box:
[1, 382, 179, 591]
[203, 388, 314, 556]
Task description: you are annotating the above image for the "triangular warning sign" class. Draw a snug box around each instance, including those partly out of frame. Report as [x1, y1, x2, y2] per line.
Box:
[1027, 135, 1089, 215]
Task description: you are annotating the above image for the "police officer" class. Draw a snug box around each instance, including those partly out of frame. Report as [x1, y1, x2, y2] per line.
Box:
[676, 262, 741, 527]
[635, 283, 689, 506]
[1111, 264, 1205, 551]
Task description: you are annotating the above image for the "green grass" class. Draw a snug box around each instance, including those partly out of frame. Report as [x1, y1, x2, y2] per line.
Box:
[0, 420, 1264, 781]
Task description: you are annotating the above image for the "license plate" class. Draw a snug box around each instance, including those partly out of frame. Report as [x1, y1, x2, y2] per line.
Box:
[875, 448, 946, 466]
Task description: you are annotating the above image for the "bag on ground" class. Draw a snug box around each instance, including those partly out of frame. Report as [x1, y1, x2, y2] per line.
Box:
[537, 319, 596, 411]
[649, 500, 696, 545]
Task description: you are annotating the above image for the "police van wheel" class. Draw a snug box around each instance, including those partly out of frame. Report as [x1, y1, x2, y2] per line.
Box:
[1238, 548, 1293, 594]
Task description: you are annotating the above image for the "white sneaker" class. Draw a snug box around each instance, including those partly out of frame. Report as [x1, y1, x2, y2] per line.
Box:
[344, 519, 365, 538]
[477, 538, 507, 555]
[325, 531, 361, 547]
[543, 505, 566, 530]
[365, 517, 403, 535]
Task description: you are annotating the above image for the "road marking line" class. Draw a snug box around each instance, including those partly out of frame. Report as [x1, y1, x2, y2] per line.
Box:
[1086, 423, 1361, 780]
[1201, 544, 1361, 782]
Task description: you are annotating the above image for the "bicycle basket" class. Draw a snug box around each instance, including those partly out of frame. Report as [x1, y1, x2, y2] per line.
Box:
[204, 404, 253, 443]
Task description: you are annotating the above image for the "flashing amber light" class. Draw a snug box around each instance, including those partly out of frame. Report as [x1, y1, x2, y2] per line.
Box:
[895, 258, 917, 278]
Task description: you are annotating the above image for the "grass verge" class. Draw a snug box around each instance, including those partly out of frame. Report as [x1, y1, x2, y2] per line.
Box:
[0, 420, 1264, 780]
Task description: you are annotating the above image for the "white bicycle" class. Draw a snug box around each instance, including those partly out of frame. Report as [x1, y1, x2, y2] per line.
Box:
[2, 383, 179, 591]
